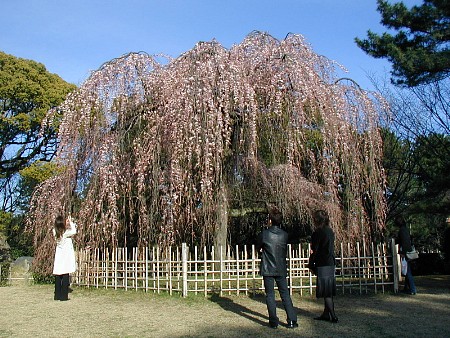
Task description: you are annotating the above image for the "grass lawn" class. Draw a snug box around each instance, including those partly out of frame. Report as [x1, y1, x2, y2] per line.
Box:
[0, 275, 449, 337]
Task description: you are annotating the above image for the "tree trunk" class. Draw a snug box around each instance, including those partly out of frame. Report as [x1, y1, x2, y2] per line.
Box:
[214, 183, 228, 271]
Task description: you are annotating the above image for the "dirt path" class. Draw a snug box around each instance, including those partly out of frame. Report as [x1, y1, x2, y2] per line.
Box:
[1, 276, 449, 337]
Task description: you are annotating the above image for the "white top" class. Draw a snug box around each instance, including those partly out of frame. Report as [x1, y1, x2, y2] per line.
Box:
[52, 219, 77, 275]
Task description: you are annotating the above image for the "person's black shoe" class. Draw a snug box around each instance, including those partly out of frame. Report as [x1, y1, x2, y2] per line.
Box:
[269, 322, 278, 329]
[287, 321, 298, 328]
[331, 316, 339, 323]
[314, 315, 330, 321]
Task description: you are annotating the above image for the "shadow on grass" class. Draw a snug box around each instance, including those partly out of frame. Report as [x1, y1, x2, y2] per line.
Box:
[209, 292, 315, 328]
[209, 293, 269, 327]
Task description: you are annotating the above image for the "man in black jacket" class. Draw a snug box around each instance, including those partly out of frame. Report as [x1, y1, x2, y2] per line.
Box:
[256, 207, 297, 329]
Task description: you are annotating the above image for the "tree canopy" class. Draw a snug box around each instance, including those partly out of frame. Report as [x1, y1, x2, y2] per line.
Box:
[355, 0, 450, 87]
[0, 51, 76, 211]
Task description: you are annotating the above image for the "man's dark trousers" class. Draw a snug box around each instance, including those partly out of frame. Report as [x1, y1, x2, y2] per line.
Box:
[263, 275, 296, 325]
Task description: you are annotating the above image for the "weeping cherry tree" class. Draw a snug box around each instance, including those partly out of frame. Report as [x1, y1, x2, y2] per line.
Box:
[27, 32, 387, 274]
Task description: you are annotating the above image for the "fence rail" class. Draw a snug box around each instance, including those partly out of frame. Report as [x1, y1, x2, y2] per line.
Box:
[74, 239, 398, 297]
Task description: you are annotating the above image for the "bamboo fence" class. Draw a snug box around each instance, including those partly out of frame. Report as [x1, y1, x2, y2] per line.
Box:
[73, 239, 399, 297]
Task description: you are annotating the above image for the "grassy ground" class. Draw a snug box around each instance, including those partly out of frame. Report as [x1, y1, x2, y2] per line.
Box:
[0, 275, 449, 338]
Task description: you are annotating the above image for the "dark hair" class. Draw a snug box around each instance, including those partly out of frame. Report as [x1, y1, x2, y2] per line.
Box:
[54, 215, 66, 240]
[313, 209, 329, 228]
[394, 215, 407, 228]
[269, 209, 283, 226]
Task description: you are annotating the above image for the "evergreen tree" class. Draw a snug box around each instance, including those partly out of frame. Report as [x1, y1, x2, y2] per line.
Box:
[0, 51, 76, 212]
[355, 0, 450, 86]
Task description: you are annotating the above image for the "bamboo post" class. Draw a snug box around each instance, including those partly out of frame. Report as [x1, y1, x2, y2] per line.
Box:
[365, 242, 369, 293]
[114, 248, 117, 290]
[86, 249, 90, 287]
[122, 248, 126, 288]
[138, 247, 142, 289]
[382, 243, 388, 280]
[134, 247, 138, 291]
[236, 245, 240, 296]
[95, 248, 99, 288]
[152, 247, 156, 292]
[74, 250, 78, 286]
[391, 238, 399, 293]
[75, 250, 80, 286]
[145, 247, 148, 292]
[100, 248, 103, 288]
[244, 245, 249, 295]
[378, 244, 385, 293]
[169, 246, 172, 295]
[308, 243, 313, 296]
[348, 242, 352, 294]
[371, 242, 377, 294]
[204, 246, 207, 297]
[175, 246, 177, 283]
[182, 243, 188, 298]
[363, 238, 367, 278]
[99, 248, 102, 288]
[340, 242, 344, 294]
[304, 244, 308, 296]
[102, 248, 105, 288]
[251, 244, 256, 296]
[156, 246, 160, 293]
[174, 247, 178, 291]
[194, 246, 198, 295]
[219, 245, 223, 297]
[105, 247, 109, 288]
[80, 249, 84, 285]
[227, 245, 231, 295]
[101, 248, 104, 287]
[288, 244, 293, 295]
[98, 248, 102, 288]
[297, 244, 302, 297]
[131, 248, 134, 290]
[125, 247, 128, 291]
[211, 246, 215, 291]
[357, 242, 361, 294]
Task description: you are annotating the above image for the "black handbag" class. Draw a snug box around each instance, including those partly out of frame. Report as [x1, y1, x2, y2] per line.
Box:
[308, 253, 317, 274]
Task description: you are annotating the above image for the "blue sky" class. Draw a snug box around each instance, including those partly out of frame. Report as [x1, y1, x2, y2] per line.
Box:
[2, 0, 422, 89]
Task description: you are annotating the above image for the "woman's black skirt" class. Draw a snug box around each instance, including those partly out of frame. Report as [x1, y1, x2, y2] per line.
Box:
[316, 265, 336, 298]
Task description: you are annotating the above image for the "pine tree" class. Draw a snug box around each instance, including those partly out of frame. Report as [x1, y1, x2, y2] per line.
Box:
[355, 0, 450, 86]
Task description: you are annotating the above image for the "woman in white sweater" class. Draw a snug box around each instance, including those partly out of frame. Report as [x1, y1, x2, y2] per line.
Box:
[53, 214, 77, 301]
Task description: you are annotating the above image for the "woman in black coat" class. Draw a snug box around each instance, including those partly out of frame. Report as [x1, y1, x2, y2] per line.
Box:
[395, 215, 417, 295]
[310, 209, 338, 323]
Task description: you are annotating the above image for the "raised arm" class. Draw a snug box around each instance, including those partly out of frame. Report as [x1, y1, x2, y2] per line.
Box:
[64, 216, 77, 237]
